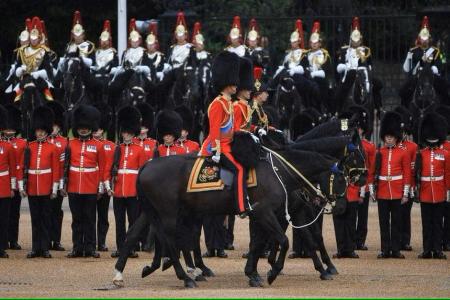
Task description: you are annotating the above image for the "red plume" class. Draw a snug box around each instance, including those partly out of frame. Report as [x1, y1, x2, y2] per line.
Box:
[148, 22, 158, 36]
[193, 21, 201, 36]
[31, 16, 42, 35]
[249, 18, 258, 31]
[128, 18, 137, 34]
[254, 67, 263, 81]
[72, 10, 82, 27]
[25, 18, 32, 31]
[421, 16, 429, 29]
[311, 21, 320, 34]
[176, 11, 187, 28]
[232, 16, 241, 30]
[103, 20, 111, 33]
[352, 17, 360, 30]
[295, 19, 304, 48]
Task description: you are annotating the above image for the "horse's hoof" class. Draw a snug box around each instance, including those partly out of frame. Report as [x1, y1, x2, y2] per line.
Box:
[326, 266, 339, 275]
[249, 277, 264, 288]
[195, 275, 207, 282]
[320, 272, 333, 280]
[162, 258, 172, 272]
[184, 278, 198, 288]
[201, 267, 215, 277]
[113, 270, 124, 287]
[267, 269, 279, 285]
[141, 265, 157, 278]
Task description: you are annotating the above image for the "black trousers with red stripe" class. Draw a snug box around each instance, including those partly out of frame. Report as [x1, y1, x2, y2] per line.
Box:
[377, 199, 402, 253]
[28, 196, 51, 252]
[421, 202, 444, 253]
[68, 193, 97, 253]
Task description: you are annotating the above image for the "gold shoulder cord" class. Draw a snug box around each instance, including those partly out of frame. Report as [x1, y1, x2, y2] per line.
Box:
[19, 46, 45, 73]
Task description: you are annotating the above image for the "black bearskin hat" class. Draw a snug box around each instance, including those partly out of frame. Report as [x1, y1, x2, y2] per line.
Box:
[72, 104, 101, 134]
[136, 103, 154, 131]
[349, 104, 370, 133]
[212, 51, 240, 93]
[434, 105, 450, 135]
[155, 109, 183, 143]
[46, 101, 65, 130]
[420, 112, 448, 146]
[5, 104, 22, 134]
[0, 105, 8, 130]
[118, 106, 141, 136]
[174, 105, 194, 133]
[32, 106, 54, 135]
[237, 57, 254, 92]
[380, 111, 402, 141]
[393, 105, 413, 134]
[290, 112, 315, 141]
[93, 102, 112, 131]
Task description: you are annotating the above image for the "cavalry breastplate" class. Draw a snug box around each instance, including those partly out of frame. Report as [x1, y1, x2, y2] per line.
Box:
[308, 49, 326, 71]
[170, 44, 191, 68]
[227, 45, 246, 57]
[67, 41, 93, 57]
[147, 52, 163, 68]
[20, 46, 46, 72]
[346, 47, 369, 69]
[95, 48, 115, 69]
[124, 47, 144, 67]
[285, 49, 303, 68]
[196, 50, 208, 60]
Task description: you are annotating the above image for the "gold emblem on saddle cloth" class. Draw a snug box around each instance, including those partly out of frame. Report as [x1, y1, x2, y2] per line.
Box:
[198, 165, 220, 182]
[19, 46, 46, 73]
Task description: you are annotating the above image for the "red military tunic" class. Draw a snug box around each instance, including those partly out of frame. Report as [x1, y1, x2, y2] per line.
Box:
[48, 134, 67, 189]
[200, 94, 234, 156]
[401, 139, 418, 191]
[177, 139, 200, 154]
[18, 141, 59, 196]
[158, 143, 186, 157]
[233, 99, 255, 132]
[418, 147, 450, 203]
[376, 145, 411, 200]
[5, 137, 26, 190]
[346, 139, 376, 201]
[67, 138, 105, 194]
[133, 137, 157, 160]
[0, 141, 16, 198]
[104, 143, 146, 197]
[442, 140, 450, 152]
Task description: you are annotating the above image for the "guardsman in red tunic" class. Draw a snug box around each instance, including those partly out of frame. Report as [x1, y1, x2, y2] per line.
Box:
[394, 105, 418, 251]
[3, 105, 25, 251]
[104, 106, 145, 258]
[46, 101, 67, 251]
[416, 113, 450, 259]
[200, 51, 252, 217]
[233, 57, 256, 133]
[333, 105, 375, 258]
[156, 110, 186, 157]
[134, 103, 157, 161]
[18, 106, 59, 258]
[63, 105, 105, 258]
[0, 105, 17, 258]
[92, 103, 114, 252]
[375, 112, 411, 259]
[175, 105, 200, 154]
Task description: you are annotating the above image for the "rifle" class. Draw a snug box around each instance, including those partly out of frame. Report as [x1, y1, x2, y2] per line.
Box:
[110, 144, 121, 192]
[22, 146, 30, 193]
[373, 143, 382, 202]
[413, 150, 422, 203]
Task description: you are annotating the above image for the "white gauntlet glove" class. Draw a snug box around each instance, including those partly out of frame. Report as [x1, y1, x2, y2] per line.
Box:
[311, 70, 325, 78]
[337, 63, 347, 74]
[15, 66, 25, 77]
[212, 153, 221, 163]
[31, 69, 48, 80]
[81, 57, 92, 67]
[135, 65, 150, 76]
[156, 71, 164, 81]
[431, 65, 439, 75]
[257, 128, 267, 137]
[289, 65, 304, 76]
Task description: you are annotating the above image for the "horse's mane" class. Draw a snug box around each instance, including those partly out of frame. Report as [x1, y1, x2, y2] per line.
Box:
[295, 119, 349, 142]
[289, 136, 350, 156]
[275, 148, 336, 178]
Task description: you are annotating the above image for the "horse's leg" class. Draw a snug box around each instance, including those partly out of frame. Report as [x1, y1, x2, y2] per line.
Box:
[245, 218, 266, 287]
[314, 223, 338, 275]
[113, 212, 149, 286]
[142, 236, 163, 278]
[300, 227, 332, 280]
[192, 217, 214, 277]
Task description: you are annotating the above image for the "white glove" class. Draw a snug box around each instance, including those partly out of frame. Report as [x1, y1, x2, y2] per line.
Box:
[15, 66, 25, 77]
[291, 65, 304, 75]
[135, 65, 150, 76]
[311, 70, 325, 78]
[365, 81, 371, 93]
[156, 71, 164, 81]
[406, 51, 413, 60]
[163, 63, 172, 73]
[258, 128, 267, 137]
[212, 153, 221, 163]
[337, 63, 347, 74]
[31, 69, 48, 80]
[81, 57, 92, 67]
[431, 65, 439, 75]
[447, 190, 450, 203]
[274, 65, 284, 77]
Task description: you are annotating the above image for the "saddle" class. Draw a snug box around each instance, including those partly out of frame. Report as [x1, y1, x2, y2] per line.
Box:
[187, 157, 257, 193]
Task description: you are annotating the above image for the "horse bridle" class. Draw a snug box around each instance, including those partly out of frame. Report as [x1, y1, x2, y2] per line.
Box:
[341, 143, 367, 184]
[63, 58, 84, 109]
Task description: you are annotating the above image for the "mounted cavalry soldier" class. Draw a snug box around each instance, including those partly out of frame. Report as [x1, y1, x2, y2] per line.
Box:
[166, 12, 196, 71]
[200, 51, 253, 218]
[225, 16, 247, 58]
[13, 16, 54, 102]
[399, 16, 448, 107]
[143, 22, 165, 82]
[245, 19, 270, 81]
[3, 105, 26, 251]
[251, 67, 271, 132]
[175, 105, 200, 153]
[191, 21, 212, 94]
[0, 105, 17, 259]
[18, 106, 59, 259]
[375, 111, 411, 259]
[233, 57, 255, 133]
[155, 110, 185, 157]
[63, 105, 105, 258]
[104, 106, 145, 259]
[46, 101, 67, 251]
[416, 113, 450, 259]
[63, 11, 95, 67]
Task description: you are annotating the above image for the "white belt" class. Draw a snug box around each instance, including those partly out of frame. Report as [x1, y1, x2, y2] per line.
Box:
[118, 169, 139, 174]
[28, 168, 52, 175]
[379, 175, 403, 181]
[421, 176, 444, 182]
[70, 166, 98, 173]
[0, 170, 9, 176]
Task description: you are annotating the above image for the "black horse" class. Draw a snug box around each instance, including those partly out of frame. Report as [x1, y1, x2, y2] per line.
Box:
[272, 73, 303, 131]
